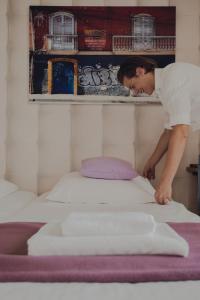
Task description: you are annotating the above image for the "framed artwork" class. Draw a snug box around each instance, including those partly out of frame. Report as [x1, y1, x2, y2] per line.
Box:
[29, 6, 176, 100]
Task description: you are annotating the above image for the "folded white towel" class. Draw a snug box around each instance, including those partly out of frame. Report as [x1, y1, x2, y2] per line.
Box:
[28, 222, 189, 257]
[61, 212, 156, 236]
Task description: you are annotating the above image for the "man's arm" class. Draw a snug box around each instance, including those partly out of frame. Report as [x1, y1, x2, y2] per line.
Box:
[143, 129, 171, 178]
[149, 129, 171, 165]
[155, 124, 189, 204]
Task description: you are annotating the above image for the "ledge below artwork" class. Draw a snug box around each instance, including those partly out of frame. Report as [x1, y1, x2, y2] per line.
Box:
[29, 94, 161, 105]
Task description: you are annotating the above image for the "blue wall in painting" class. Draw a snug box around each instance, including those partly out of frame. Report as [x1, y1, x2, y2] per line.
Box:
[52, 61, 74, 94]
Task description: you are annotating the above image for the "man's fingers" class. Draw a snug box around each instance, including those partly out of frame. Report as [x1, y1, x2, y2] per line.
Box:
[155, 192, 170, 205]
[150, 173, 155, 180]
[143, 169, 149, 178]
[143, 171, 147, 177]
[143, 167, 155, 180]
[147, 170, 155, 180]
[164, 198, 169, 204]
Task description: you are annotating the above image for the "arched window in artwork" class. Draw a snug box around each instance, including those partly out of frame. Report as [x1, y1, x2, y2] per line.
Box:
[49, 12, 76, 50]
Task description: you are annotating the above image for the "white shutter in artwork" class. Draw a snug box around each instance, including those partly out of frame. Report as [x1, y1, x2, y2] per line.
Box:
[53, 15, 62, 35]
[50, 12, 75, 50]
[63, 15, 73, 35]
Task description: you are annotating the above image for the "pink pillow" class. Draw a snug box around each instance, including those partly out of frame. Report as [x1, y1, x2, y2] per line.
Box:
[80, 157, 138, 180]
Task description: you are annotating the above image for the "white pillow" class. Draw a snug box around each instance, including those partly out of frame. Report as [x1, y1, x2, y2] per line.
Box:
[0, 179, 19, 199]
[46, 172, 154, 205]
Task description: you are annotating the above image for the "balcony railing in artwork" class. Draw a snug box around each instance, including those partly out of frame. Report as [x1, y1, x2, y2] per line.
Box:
[43, 34, 78, 53]
[112, 36, 175, 53]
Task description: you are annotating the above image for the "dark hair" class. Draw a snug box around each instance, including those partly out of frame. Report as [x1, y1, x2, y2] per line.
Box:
[117, 56, 158, 84]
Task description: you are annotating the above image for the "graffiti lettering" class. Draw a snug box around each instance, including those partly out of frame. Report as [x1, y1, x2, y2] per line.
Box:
[79, 65, 118, 87]
[78, 65, 129, 96]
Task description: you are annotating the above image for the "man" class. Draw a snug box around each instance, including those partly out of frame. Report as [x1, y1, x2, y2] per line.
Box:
[117, 56, 200, 205]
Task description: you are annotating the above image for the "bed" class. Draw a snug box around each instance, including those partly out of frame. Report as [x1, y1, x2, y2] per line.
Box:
[0, 175, 200, 300]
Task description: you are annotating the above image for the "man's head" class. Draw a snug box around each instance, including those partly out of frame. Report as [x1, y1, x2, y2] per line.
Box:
[117, 56, 158, 95]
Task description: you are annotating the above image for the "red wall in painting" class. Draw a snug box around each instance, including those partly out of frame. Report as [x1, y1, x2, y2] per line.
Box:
[31, 6, 175, 51]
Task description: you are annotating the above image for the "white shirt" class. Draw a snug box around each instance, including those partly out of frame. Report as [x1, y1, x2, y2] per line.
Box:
[154, 63, 200, 131]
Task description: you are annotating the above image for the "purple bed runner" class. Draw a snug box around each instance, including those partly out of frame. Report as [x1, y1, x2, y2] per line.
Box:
[0, 222, 200, 283]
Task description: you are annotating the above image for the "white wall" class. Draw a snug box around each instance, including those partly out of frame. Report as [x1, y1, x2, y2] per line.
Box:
[2, 0, 200, 211]
[0, 0, 9, 178]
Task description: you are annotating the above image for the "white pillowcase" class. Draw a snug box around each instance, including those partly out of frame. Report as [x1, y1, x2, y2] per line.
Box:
[0, 179, 18, 199]
[46, 172, 154, 205]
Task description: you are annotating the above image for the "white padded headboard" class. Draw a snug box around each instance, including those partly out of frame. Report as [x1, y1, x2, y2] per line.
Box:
[37, 104, 136, 194]
[6, 101, 166, 195]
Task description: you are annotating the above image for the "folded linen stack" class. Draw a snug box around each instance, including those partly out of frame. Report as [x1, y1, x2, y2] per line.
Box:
[61, 212, 156, 236]
[28, 212, 189, 257]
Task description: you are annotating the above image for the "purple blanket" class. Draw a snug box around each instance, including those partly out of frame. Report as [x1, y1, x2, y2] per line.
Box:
[0, 222, 200, 283]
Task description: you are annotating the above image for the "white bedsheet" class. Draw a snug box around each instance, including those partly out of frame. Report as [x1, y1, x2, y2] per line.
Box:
[7, 191, 200, 223]
[0, 176, 200, 300]
[6, 176, 199, 224]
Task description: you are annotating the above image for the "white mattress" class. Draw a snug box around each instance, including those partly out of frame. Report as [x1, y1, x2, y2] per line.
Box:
[0, 177, 200, 300]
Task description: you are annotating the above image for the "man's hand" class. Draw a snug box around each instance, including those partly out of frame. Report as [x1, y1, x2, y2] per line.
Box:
[143, 159, 156, 180]
[155, 181, 172, 205]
